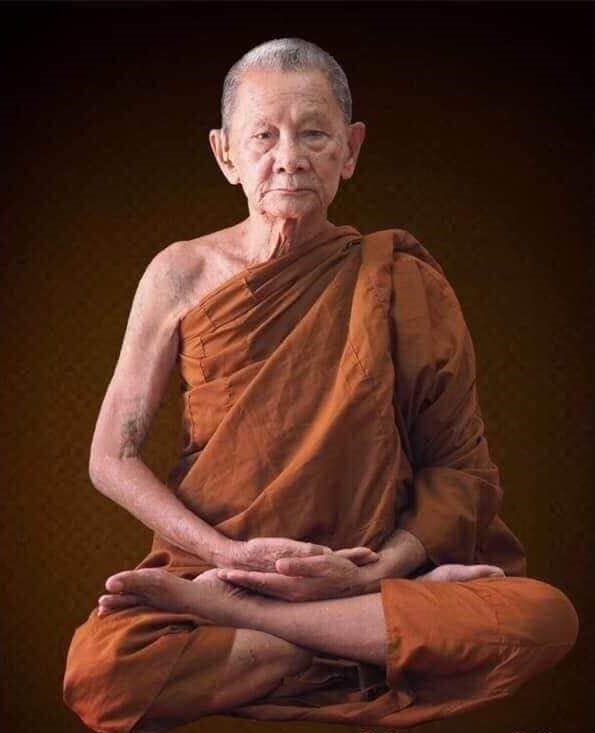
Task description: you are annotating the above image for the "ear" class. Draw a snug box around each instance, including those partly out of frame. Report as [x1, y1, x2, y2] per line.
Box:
[209, 128, 240, 185]
[340, 121, 366, 180]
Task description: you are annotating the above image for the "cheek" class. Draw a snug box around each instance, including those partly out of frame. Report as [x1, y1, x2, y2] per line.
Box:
[241, 156, 271, 188]
[315, 146, 343, 185]
[321, 140, 345, 168]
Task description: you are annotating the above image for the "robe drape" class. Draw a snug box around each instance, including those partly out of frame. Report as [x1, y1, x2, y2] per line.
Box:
[154, 224, 527, 575]
[63, 225, 576, 733]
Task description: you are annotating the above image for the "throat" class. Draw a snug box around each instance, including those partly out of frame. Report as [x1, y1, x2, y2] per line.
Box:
[241, 215, 336, 265]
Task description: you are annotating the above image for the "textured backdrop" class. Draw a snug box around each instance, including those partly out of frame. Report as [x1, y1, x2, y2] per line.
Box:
[2, 2, 592, 733]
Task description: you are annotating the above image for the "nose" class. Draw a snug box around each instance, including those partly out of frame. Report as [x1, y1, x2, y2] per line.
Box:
[272, 133, 309, 175]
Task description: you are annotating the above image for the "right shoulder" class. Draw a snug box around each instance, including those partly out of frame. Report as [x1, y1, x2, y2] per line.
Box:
[134, 236, 212, 323]
[145, 236, 206, 279]
[134, 223, 243, 322]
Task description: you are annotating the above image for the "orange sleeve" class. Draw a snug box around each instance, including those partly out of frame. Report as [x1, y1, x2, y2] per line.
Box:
[393, 257, 503, 567]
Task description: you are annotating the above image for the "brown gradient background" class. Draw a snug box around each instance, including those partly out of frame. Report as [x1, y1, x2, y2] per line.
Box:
[2, 1, 592, 732]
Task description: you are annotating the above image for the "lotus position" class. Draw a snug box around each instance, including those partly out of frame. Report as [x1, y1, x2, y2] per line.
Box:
[63, 38, 579, 733]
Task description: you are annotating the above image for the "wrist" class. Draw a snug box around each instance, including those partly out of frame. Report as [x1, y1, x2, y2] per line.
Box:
[202, 535, 240, 568]
[223, 539, 246, 567]
[352, 555, 394, 594]
[353, 530, 429, 594]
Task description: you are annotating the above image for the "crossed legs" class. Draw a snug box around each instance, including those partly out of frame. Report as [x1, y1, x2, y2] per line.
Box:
[65, 565, 579, 733]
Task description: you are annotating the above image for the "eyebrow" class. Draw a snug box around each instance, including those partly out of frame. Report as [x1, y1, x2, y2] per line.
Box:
[250, 111, 330, 128]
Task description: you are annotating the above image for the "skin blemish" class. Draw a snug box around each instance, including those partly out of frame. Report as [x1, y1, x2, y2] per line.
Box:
[166, 266, 197, 308]
[118, 394, 151, 459]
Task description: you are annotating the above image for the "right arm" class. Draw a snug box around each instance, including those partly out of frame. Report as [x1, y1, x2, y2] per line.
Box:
[89, 243, 365, 573]
[88, 245, 233, 566]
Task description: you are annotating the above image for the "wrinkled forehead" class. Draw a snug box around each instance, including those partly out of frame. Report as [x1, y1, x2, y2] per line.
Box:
[233, 68, 342, 126]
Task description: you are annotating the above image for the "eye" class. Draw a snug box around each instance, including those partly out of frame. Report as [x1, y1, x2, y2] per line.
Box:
[304, 130, 325, 138]
[254, 131, 272, 140]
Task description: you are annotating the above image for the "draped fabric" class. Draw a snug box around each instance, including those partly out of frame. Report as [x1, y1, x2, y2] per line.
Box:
[151, 223, 526, 577]
[62, 225, 562, 733]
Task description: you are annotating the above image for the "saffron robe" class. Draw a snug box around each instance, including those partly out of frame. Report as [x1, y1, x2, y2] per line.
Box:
[63, 225, 577, 732]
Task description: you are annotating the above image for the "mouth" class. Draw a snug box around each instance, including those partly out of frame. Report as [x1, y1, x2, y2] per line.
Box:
[268, 188, 312, 193]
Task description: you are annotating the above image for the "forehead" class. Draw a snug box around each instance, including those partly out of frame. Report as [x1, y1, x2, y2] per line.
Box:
[234, 68, 341, 123]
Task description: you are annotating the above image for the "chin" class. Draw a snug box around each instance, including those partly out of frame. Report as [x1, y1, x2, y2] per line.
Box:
[261, 203, 318, 219]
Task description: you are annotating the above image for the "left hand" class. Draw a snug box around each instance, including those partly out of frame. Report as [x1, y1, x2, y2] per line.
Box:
[215, 549, 373, 602]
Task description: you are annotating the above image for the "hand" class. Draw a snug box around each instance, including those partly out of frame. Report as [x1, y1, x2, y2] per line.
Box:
[222, 536, 377, 573]
[332, 546, 381, 565]
[216, 550, 373, 602]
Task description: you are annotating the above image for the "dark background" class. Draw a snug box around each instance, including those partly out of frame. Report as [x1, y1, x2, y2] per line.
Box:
[2, 1, 592, 732]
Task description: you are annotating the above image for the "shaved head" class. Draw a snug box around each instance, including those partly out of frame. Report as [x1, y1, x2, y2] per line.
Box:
[221, 38, 352, 134]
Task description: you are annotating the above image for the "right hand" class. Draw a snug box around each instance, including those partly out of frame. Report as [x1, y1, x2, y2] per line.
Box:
[220, 537, 377, 573]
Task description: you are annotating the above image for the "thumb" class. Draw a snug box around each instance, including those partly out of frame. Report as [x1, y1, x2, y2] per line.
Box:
[334, 547, 380, 564]
[301, 543, 334, 556]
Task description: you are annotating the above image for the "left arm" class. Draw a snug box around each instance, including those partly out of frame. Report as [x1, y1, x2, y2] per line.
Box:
[351, 528, 429, 594]
[390, 257, 504, 568]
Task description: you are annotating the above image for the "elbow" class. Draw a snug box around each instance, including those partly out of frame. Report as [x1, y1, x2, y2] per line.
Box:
[88, 450, 123, 496]
[88, 434, 108, 490]
[88, 454, 110, 494]
[88, 448, 144, 496]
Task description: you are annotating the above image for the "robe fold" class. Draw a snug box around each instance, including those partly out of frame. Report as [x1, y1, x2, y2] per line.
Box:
[63, 225, 576, 733]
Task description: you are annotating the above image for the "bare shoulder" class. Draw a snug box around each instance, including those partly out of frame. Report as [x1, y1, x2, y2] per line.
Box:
[148, 224, 244, 323]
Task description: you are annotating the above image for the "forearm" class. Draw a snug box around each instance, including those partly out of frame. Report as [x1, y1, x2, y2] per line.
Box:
[90, 457, 232, 565]
[355, 528, 430, 594]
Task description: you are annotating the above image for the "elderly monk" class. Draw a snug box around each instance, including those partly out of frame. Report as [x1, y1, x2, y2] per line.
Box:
[63, 38, 578, 733]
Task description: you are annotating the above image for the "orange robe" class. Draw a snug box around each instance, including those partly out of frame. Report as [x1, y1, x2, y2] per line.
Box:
[63, 225, 578, 732]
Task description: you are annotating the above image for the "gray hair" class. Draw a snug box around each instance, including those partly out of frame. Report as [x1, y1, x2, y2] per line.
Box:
[221, 37, 352, 134]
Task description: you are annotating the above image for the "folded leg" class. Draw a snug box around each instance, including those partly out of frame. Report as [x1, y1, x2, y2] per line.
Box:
[63, 575, 579, 731]
[377, 575, 579, 725]
[229, 575, 579, 728]
[62, 604, 313, 733]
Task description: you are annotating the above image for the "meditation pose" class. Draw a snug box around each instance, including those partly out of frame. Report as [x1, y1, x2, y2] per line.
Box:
[63, 38, 579, 733]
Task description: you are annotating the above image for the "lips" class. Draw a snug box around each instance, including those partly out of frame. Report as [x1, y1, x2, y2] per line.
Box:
[269, 188, 311, 192]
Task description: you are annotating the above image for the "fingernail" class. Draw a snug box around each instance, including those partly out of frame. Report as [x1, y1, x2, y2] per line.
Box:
[107, 578, 123, 592]
[217, 570, 228, 579]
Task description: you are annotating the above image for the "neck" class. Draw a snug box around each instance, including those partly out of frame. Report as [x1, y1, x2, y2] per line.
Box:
[239, 209, 337, 265]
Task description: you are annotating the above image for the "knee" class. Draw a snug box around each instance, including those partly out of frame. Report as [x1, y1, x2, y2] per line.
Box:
[63, 618, 123, 732]
[510, 578, 579, 649]
[63, 608, 175, 733]
[477, 578, 579, 696]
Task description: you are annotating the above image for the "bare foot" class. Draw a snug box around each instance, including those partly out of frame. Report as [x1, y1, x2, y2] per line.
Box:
[416, 563, 505, 582]
[97, 564, 506, 620]
[98, 567, 254, 624]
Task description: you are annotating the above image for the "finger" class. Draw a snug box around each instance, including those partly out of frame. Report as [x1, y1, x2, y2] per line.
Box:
[217, 569, 302, 598]
[303, 543, 334, 557]
[334, 547, 380, 564]
[356, 554, 381, 565]
[98, 593, 144, 611]
[334, 547, 379, 558]
[275, 555, 330, 576]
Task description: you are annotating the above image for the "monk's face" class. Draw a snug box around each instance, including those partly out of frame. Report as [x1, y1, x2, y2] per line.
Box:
[211, 68, 365, 221]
